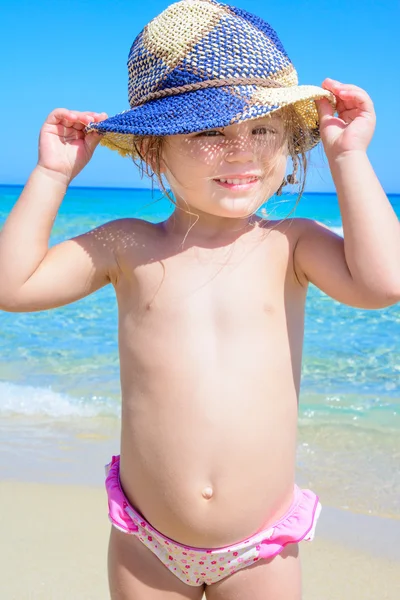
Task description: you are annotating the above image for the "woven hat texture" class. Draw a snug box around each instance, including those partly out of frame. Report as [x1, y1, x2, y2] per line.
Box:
[86, 0, 335, 156]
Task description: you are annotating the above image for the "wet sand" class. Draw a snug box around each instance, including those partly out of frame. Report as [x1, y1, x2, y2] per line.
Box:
[1, 415, 399, 598]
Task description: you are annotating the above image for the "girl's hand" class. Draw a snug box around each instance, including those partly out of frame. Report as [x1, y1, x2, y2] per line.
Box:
[316, 79, 376, 159]
[37, 109, 108, 184]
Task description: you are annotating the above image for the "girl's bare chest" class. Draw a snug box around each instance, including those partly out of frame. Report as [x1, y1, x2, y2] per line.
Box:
[118, 236, 298, 324]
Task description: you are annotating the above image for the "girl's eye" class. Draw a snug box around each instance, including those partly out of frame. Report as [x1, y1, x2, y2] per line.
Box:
[194, 126, 278, 138]
[253, 127, 277, 135]
[197, 130, 222, 137]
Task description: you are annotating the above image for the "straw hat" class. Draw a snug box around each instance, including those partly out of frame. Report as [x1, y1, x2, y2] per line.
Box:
[86, 0, 335, 156]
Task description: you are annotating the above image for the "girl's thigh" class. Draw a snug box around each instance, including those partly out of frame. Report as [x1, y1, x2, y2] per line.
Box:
[205, 543, 301, 600]
[108, 527, 205, 600]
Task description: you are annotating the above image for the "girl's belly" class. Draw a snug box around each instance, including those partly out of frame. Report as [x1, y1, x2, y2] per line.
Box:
[118, 365, 299, 548]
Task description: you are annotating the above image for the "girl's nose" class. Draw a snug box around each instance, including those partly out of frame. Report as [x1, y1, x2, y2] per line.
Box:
[224, 141, 255, 163]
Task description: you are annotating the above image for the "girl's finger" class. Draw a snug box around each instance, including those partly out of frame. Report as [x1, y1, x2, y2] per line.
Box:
[315, 97, 334, 120]
[71, 121, 87, 131]
[48, 109, 95, 126]
[59, 127, 86, 142]
[57, 118, 82, 128]
[95, 112, 108, 122]
[47, 109, 76, 125]
[65, 114, 97, 130]
[74, 112, 96, 124]
[336, 90, 374, 115]
[337, 107, 361, 125]
[322, 79, 366, 95]
[324, 81, 373, 110]
[76, 111, 107, 122]
[84, 130, 103, 153]
[337, 90, 369, 104]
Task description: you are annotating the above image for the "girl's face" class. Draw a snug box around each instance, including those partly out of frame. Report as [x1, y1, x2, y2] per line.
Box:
[160, 115, 288, 219]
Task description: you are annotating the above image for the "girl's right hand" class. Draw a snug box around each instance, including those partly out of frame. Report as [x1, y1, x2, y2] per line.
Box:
[37, 109, 108, 184]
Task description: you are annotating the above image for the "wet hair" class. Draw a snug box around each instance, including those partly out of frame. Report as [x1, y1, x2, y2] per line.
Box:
[130, 104, 312, 216]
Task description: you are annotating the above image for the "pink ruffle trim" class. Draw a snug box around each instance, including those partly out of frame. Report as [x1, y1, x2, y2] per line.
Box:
[105, 455, 321, 558]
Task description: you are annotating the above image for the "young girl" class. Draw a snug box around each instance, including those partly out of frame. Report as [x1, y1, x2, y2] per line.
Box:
[1, 0, 399, 598]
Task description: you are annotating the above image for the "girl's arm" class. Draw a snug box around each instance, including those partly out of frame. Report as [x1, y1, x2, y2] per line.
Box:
[0, 109, 117, 312]
[294, 80, 400, 308]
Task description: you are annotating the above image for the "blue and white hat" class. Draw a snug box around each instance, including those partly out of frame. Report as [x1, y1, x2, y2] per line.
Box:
[86, 0, 334, 156]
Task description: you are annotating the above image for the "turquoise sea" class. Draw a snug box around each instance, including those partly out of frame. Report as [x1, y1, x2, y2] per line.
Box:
[0, 185, 399, 518]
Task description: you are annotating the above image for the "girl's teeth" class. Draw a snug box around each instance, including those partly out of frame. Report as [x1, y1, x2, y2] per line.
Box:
[218, 177, 257, 184]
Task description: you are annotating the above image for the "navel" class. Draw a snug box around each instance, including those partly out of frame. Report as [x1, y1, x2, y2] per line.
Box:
[202, 486, 214, 500]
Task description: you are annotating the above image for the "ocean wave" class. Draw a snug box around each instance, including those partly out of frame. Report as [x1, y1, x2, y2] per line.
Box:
[1, 381, 398, 433]
[0, 382, 120, 418]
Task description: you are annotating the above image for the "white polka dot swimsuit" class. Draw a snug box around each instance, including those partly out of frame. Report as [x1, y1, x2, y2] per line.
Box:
[105, 456, 321, 587]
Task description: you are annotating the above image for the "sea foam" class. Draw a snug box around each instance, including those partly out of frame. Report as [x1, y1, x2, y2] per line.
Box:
[0, 381, 120, 418]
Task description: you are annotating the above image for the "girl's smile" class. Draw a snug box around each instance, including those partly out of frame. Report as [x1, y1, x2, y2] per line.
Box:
[213, 175, 261, 191]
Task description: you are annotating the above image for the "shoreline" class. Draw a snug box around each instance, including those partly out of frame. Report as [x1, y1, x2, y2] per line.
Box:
[2, 414, 399, 598]
[2, 412, 399, 519]
[1, 479, 399, 600]
[2, 473, 399, 561]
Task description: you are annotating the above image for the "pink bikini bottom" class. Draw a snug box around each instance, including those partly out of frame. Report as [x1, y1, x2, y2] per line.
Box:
[105, 455, 321, 587]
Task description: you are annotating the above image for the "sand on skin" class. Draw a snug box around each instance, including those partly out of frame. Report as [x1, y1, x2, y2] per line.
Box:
[1, 481, 400, 599]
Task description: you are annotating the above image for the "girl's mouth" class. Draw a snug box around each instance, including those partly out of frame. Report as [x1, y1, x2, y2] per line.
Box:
[214, 176, 260, 190]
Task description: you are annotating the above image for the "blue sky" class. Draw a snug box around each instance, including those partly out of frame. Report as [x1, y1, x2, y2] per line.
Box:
[1, 0, 399, 192]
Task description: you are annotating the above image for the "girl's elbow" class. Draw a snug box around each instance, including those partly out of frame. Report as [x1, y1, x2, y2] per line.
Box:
[387, 288, 400, 306]
[0, 290, 28, 312]
[374, 285, 400, 307]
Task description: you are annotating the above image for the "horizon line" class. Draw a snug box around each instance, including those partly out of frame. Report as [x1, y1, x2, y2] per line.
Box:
[1, 183, 399, 196]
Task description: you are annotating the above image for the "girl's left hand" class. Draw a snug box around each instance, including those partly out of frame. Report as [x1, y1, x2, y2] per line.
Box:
[316, 79, 376, 159]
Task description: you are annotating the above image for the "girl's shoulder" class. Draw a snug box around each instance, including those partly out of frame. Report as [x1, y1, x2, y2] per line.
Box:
[102, 217, 162, 241]
[257, 216, 314, 241]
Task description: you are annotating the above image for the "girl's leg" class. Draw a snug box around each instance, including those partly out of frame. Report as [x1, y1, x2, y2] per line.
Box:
[108, 527, 205, 600]
[205, 543, 301, 600]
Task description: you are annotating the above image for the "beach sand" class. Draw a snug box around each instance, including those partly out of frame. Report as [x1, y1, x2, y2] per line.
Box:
[1, 480, 399, 600]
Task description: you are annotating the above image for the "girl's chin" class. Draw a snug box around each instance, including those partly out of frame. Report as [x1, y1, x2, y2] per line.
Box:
[216, 197, 264, 215]
[205, 208, 260, 220]
[174, 193, 265, 218]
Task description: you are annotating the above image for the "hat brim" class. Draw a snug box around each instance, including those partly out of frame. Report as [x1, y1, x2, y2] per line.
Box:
[86, 85, 335, 157]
